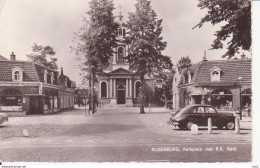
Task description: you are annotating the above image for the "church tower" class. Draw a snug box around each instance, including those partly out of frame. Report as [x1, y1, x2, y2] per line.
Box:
[97, 7, 156, 108]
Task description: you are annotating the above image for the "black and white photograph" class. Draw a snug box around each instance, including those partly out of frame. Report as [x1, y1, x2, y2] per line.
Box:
[0, 0, 257, 166]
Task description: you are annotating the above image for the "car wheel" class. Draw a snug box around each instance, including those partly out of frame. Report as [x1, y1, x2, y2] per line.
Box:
[226, 121, 235, 130]
[186, 121, 194, 130]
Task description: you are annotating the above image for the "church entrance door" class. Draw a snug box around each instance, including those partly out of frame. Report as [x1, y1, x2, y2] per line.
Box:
[117, 85, 125, 104]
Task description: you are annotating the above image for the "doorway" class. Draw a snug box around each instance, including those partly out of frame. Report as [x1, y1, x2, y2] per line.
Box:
[117, 85, 125, 104]
[29, 96, 42, 114]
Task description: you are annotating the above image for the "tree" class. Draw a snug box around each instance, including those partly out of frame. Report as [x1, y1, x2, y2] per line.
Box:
[27, 43, 57, 70]
[126, 0, 173, 113]
[193, 0, 251, 59]
[155, 70, 173, 106]
[72, 0, 118, 114]
[177, 56, 192, 70]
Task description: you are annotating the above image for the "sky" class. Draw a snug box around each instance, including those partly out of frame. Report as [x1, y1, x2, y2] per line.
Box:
[0, 0, 251, 85]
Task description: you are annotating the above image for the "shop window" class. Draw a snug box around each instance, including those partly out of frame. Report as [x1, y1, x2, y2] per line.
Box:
[101, 81, 108, 98]
[12, 67, 23, 81]
[242, 88, 252, 108]
[135, 81, 141, 98]
[0, 89, 22, 106]
[210, 89, 233, 110]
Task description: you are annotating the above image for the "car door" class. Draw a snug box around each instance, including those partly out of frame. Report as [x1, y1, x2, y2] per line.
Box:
[192, 106, 206, 126]
[204, 107, 218, 125]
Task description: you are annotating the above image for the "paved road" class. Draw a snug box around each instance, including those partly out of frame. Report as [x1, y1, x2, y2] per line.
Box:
[0, 108, 251, 162]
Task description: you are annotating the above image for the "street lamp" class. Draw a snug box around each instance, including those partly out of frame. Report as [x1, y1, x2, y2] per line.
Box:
[238, 77, 243, 120]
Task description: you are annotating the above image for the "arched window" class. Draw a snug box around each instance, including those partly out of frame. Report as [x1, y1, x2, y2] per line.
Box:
[118, 47, 124, 62]
[12, 67, 23, 81]
[101, 81, 108, 98]
[184, 74, 189, 84]
[119, 29, 122, 36]
[123, 29, 126, 36]
[242, 88, 252, 95]
[135, 81, 141, 98]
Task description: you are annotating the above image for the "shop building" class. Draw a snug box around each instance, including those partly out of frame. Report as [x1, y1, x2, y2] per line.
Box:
[172, 58, 251, 112]
[0, 53, 75, 116]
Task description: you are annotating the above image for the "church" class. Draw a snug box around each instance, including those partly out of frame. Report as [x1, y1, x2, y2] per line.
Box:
[96, 12, 156, 107]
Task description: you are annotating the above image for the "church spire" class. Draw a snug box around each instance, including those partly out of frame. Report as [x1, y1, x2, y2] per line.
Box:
[118, 4, 123, 21]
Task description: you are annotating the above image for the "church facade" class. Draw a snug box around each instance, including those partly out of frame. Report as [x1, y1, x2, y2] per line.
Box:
[96, 14, 156, 107]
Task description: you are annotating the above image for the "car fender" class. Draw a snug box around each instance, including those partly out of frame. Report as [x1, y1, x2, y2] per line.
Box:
[214, 116, 235, 125]
[179, 118, 198, 126]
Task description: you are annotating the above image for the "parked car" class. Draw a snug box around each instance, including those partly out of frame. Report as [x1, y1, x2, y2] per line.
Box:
[0, 113, 8, 124]
[168, 104, 236, 130]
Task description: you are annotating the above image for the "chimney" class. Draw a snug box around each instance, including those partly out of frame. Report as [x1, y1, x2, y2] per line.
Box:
[10, 52, 16, 61]
[241, 53, 246, 59]
[203, 50, 207, 61]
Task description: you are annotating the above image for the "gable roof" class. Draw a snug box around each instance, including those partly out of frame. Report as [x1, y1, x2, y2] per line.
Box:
[180, 59, 251, 85]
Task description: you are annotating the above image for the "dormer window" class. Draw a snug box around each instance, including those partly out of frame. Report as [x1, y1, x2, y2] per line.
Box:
[210, 68, 221, 81]
[12, 67, 23, 81]
[14, 71, 21, 80]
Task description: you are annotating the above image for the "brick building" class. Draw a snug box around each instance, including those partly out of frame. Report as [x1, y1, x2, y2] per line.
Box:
[0, 53, 75, 116]
[172, 58, 251, 112]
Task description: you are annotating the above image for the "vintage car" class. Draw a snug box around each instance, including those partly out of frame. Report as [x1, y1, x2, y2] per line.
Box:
[0, 113, 8, 124]
[168, 104, 236, 130]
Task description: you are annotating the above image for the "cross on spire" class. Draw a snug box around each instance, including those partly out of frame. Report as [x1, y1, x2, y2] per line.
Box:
[118, 4, 123, 21]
